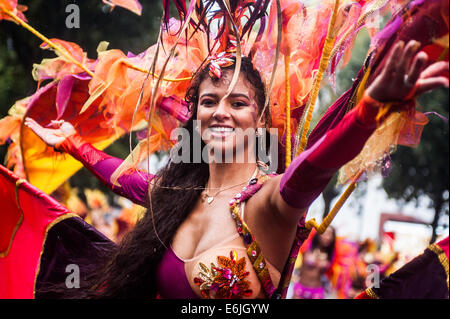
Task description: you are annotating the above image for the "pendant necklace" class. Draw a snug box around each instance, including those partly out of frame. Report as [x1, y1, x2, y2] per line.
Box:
[202, 167, 259, 205]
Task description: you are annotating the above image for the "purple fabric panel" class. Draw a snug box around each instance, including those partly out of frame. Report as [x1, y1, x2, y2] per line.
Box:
[92, 157, 150, 207]
[156, 248, 199, 299]
[307, 108, 376, 169]
[56, 75, 75, 119]
[371, 247, 449, 299]
[35, 217, 116, 299]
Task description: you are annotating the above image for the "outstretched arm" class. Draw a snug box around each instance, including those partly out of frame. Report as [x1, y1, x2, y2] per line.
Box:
[267, 40, 449, 223]
[24, 118, 152, 207]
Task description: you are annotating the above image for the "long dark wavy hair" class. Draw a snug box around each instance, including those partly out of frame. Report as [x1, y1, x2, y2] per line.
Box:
[38, 56, 270, 298]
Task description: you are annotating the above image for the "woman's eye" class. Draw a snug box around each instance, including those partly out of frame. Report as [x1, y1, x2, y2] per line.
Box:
[201, 99, 216, 106]
[232, 101, 248, 108]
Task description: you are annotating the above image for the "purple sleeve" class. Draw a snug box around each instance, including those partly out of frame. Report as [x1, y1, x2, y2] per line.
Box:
[57, 133, 153, 207]
[92, 157, 151, 207]
[279, 94, 380, 209]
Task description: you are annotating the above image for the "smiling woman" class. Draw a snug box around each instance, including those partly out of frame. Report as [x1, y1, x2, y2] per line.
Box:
[1, 0, 449, 300]
[24, 41, 448, 298]
[194, 58, 268, 163]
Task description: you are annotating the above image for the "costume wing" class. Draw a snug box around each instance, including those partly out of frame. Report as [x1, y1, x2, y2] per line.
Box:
[0, 164, 115, 299]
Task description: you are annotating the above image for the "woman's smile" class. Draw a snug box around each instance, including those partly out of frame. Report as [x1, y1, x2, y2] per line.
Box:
[208, 126, 235, 139]
[196, 70, 264, 157]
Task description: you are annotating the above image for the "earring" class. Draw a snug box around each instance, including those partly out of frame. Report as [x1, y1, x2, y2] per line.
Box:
[257, 160, 269, 171]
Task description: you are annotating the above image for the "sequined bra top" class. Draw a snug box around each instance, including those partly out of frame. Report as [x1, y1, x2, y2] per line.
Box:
[155, 200, 281, 299]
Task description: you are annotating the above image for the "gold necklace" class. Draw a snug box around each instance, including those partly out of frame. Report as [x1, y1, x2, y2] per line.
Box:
[202, 168, 259, 205]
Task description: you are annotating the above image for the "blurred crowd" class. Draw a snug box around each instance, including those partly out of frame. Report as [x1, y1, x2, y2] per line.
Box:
[286, 226, 438, 299]
[52, 183, 145, 244]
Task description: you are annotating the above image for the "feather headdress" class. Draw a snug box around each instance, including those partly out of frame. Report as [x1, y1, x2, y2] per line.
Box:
[1, 0, 447, 194]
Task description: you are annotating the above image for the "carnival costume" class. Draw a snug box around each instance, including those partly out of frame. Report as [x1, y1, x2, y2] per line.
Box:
[33, 93, 377, 299]
[0, 0, 449, 299]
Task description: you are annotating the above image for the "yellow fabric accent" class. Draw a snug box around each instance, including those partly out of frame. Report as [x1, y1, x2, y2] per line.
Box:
[428, 243, 449, 290]
[285, 54, 292, 168]
[355, 67, 372, 106]
[21, 125, 118, 194]
[305, 171, 360, 233]
[375, 102, 393, 123]
[295, 0, 340, 156]
[365, 287, 379, 299]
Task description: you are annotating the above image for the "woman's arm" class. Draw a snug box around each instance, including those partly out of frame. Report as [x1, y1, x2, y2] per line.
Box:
[279, 93, 379, 210]
[24, 118, 152, 207]
[266, 40, 449, 224]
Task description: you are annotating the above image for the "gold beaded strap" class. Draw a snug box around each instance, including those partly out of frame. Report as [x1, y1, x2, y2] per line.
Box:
[228, 174, 277, 298]
[428, 243, 449, 290]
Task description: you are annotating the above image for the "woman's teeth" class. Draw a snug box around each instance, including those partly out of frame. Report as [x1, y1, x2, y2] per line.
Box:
[210, 127, 234, 132]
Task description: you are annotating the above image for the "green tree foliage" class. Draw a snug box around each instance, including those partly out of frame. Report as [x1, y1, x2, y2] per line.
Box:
[382, 88, 449, 242]
[1, 0, 163, 116]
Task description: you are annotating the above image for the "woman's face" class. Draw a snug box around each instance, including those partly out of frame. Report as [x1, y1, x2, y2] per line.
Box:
[319, 227, 335, 248]
[196, 70, 264, 161]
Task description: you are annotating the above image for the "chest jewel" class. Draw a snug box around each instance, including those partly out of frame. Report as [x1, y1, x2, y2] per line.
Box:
[194, 250, 253, 299]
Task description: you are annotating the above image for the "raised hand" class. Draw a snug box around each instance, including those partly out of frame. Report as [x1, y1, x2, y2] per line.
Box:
[24, 117, 76, 147]
[366, 40, 449, 103]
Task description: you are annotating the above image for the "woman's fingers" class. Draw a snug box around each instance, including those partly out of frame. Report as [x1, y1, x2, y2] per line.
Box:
[411, 60, 449, 95]
[397, 40, 421, 77]
[24, 117, 38, 127]
[24, 117, 41, 132]
[24, 117, 75, 147]
[405, 51, 428, 87]
[420, 60, 449, 79]
[366, 40, 448, 102]
[415, 76, 450, 95]
[382, 41, 404, 77]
